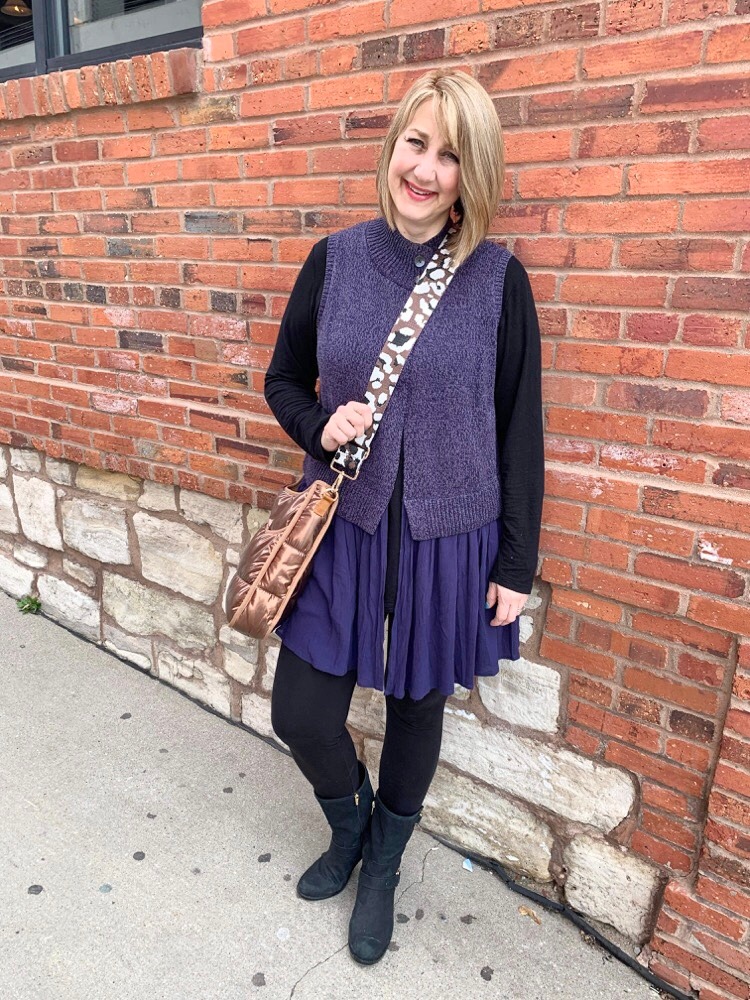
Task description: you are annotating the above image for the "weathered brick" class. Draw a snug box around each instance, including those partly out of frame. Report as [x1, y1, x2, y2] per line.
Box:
[184, 211, 240, 234]
[118, 330, 164, 352]
[403, 28, 445, 62]
[579, 121, 690, 157]
[361, 36, 400, 69]
[606, 382, 708, 417]
[714, 464, 750, 490]
[641, 75, 750, 114]
[493, 11, 545, 48]
[697, 114, 750, 152]
[669, 710, 716, 743]
[549, 4, 600, 39]
[584, 32, 702, 79]
[606, 0, 661, 33]
[672, 277, 750, 312]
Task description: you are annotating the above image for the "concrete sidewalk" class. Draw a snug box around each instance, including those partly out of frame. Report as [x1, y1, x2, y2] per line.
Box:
[0, 592, 658, 1000]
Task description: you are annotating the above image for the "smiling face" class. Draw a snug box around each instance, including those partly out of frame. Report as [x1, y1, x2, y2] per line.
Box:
[386, 97, 461, 245]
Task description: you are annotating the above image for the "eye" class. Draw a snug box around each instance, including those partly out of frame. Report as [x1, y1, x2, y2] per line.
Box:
[442, 151, 460, 164]
[406, 136, 424, 149]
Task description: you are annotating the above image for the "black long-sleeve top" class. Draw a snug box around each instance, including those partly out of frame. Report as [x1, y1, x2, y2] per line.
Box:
[264, 238, 544, 605]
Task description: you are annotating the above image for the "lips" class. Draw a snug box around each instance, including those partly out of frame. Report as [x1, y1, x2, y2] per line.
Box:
[403, 179, 435, 200]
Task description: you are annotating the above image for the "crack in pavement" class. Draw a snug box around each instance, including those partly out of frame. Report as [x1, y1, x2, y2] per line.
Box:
[288, 941, 349, 999]
[396, 843, 440, 905]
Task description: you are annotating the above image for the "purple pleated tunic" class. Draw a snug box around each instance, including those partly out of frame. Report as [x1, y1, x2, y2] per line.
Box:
[274, 474, 520, 701]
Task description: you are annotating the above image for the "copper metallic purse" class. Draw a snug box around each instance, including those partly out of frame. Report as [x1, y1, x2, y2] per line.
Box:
[224, 232, 456, 639]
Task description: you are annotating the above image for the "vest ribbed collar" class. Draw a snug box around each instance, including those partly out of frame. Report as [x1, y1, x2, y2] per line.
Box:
[365, 214, 453, 289]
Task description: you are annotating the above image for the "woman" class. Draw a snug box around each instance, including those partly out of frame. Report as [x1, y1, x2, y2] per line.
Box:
[264, 69, 544, 965]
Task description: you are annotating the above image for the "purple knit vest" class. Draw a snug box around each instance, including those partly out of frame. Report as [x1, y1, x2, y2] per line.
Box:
[303, 216, 511, 539]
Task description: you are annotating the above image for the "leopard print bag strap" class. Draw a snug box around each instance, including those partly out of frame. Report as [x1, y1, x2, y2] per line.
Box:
[329, 228, 457, 480]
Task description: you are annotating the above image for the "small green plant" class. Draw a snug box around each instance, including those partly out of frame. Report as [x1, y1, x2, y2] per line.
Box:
[16, 594, 41, 615]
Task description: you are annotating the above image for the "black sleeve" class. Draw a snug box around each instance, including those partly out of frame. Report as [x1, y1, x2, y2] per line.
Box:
[489, 255, 545, 595]
[263, 238, 337, 465]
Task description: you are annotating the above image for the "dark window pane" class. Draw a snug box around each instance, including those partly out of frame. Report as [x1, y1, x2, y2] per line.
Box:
[0, 0, 34, 72]
[67, 0, 201, 54]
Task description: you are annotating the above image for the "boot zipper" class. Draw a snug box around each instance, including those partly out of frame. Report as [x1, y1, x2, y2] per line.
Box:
[355, 791, 360, 806]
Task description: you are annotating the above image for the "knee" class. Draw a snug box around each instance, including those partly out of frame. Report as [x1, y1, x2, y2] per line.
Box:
[270, 688, 312, 747]
[270, 644, 310, 746]
[270, 687, 334, 749]
[385, 689, 447, 730]
[270, 693, 294, 746]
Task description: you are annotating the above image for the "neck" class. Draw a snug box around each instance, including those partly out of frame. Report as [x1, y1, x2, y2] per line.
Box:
[394, 212, 450, 245]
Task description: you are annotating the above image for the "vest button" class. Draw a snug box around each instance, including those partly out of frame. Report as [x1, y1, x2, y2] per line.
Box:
[414, 255, 425, 268]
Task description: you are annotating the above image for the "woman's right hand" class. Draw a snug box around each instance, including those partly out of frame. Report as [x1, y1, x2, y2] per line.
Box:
[321, 401, 374, 453]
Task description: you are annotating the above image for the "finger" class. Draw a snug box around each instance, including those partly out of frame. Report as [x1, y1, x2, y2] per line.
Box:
[491, 600, 512, 627]
[334, 416, 357, 439]
[329, 424, 353, 446]
[348, 404, 373, 433]
[493, 604, 524, 627]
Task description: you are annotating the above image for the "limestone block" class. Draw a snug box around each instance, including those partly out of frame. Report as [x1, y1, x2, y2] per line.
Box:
[103, 623, 152, 671]
[133, 512, 223, 604]
[364, 738, 553, 882]
[452, 684, 472, 701]
[10, 448, 41, 473]
[439, 708, 636, 833]
[478, 658, 561, 734]
[14, 543, 47, 569]
[261, 643, 279, 693]
[76, 466, 140, 502]
[241, 692, 284, 744]
[245, 508, 269, 535]
[223, 647, 258, 686]
[0, 554, 34, 598]
[219, 623, 256, 649]
[0, 485, 18, 533]
[180, 489, 243, 543]
[0, 448, 7, 479]
[564, 834, 662, 944]
[519, 614, 534, 644]
[156, 648, 231, 718]
[13, 477, 63, 550]
[61, 498, 130, 564]
[102, 573, 215, 650]
[139, 480, 177, 512]
[525, 587, 543, 611]
[37, 575, 100, 641]
[226, 548, 239, 566]
[63, 558, 97, 588]
[46, 458, 75, 485]
[347, 686, 386, 735]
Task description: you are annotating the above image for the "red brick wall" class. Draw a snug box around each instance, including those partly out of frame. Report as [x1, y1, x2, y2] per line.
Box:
[1, 1, 749, 994]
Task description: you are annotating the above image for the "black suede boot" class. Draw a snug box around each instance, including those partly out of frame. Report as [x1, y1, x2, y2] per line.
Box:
[297, 761, 374, 901]
[348, 791, 422, 965]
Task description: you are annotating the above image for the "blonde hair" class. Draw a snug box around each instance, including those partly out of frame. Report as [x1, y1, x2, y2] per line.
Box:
[376, 70, 505, 268]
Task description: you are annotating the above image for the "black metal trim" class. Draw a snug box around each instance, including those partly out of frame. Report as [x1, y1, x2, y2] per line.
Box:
[46, 27, 203, 73]
[32, 0, 49, 78]
[0, 61, 36, 85]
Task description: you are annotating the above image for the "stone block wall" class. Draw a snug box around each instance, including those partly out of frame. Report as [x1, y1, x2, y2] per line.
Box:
[0, 443, 665, 948]
[1, 0, 749, 995]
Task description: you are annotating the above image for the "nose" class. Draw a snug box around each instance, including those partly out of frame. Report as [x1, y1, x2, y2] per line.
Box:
[412, 151, 438, 185]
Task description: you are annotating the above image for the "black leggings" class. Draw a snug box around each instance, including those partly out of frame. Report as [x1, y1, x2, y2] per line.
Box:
[271, 643, 448, 816]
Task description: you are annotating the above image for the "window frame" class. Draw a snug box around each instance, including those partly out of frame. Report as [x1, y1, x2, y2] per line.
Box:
[0, 0, 202, 85]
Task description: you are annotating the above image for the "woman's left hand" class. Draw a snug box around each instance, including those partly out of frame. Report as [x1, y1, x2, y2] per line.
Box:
[486, 582, 529, 627]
